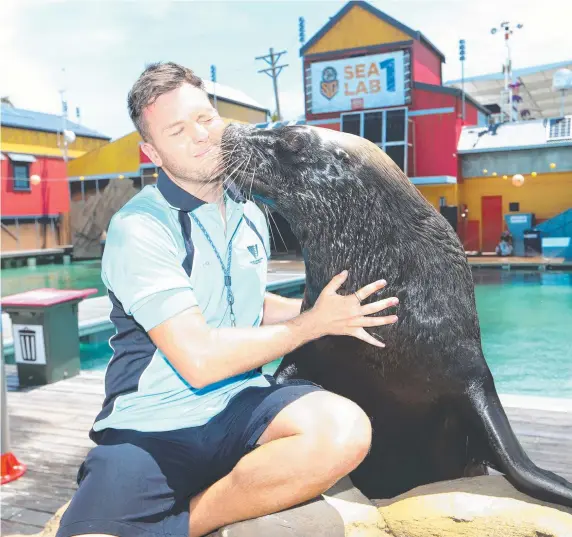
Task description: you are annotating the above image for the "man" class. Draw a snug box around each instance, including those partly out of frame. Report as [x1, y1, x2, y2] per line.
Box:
[57, 62, 399, 537]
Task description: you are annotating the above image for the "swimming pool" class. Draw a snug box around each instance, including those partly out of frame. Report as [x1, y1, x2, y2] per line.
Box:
[1, 260, 108, 298]
[3, 264, 571, 398]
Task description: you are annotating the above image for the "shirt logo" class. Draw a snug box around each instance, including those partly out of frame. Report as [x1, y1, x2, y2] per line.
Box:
[247, 244, 263, 264]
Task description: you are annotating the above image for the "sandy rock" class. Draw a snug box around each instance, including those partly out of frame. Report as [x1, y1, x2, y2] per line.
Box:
[375, 475, 572, 537]
[6, 476, 572, 537]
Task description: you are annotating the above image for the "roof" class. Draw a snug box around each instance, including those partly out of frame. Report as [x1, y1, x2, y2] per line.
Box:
[300, 1, 445, 62]
[0, 104, 110, 139]
[457, 116, 572, 154]
[413, 82, 491, 116]
[445, 60, 572, 120]
[201, 80, 270, 114]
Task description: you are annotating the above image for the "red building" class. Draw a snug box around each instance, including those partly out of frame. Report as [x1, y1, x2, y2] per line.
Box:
[1, 103, 109, 251]
[300, 1, 489, 232]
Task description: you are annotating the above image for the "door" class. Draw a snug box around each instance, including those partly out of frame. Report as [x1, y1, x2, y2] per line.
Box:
[481, 196, 503, 252]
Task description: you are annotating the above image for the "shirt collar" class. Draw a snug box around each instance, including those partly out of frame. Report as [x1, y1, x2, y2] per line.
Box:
[157, 168, 245, 212]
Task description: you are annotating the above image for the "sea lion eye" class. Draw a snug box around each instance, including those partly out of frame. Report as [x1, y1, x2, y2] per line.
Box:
[334, 148, 350, 162]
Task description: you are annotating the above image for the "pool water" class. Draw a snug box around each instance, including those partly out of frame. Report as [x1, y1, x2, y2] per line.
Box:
[1, 260, 108, 298]
[3, 264, 572, 398]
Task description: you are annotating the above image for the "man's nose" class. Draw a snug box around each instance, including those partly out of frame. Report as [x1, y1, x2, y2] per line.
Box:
[191, 123, 209, 144]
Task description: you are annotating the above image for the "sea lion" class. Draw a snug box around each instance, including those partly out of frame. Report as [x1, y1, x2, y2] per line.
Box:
[219, 123, 572, 507]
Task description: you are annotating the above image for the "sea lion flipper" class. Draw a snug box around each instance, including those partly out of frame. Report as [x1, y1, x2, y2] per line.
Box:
[467, 384, 572, 507]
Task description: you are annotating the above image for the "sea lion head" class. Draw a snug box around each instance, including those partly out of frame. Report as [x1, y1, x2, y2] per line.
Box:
[220, 124, 409, 223]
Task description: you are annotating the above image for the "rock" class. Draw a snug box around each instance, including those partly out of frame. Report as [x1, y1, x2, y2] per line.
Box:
[6, 476, 572, 537]
[375, 475, 572, 537]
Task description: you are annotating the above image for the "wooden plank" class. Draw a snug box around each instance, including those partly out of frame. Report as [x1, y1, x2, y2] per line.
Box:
[0, 519, 44, 535]
[5, 508, 54, 528]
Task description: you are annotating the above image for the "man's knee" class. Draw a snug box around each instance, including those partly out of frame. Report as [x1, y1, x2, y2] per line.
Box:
[295, 392, 372, 476]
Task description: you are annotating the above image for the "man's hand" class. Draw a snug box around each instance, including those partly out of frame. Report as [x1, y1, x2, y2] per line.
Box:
[305, 270, 398, 347]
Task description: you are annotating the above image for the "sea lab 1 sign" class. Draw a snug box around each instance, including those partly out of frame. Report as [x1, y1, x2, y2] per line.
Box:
[310, 51, 408, 114]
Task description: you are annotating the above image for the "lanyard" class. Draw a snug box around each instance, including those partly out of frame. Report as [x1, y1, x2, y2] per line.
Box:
[188, 211, 243, 327]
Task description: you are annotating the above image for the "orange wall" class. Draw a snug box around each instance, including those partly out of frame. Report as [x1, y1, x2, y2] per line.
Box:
[459, 171, 572, 224]
[305, 4, 410, 55]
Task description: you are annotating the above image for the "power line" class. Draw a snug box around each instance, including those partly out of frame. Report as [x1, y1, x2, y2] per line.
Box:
[255, 48, 288, 121]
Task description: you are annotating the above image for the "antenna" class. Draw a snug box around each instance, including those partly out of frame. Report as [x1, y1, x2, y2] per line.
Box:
[490, 22, 523, 122]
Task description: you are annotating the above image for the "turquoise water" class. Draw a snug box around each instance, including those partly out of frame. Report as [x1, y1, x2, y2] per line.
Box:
[3, 263, 571, 398]
[1, 260, 107, 297]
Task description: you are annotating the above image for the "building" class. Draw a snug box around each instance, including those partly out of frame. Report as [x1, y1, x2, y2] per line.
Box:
[457, 117, 572, 254]
[258, 1, 571, 256]
[297, 0, 489, 234]
[445, 61, 572, 254]
[1, 103, 110, 251]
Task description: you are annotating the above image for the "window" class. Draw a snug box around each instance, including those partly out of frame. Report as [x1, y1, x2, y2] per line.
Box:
[385, 145, 405, 172]
[13, 163, 30, 191]
[363, 112, 383, 144]
[341, 107, 408, 173]
[341, 114, 360, 137]
[386, 110, 406, 142]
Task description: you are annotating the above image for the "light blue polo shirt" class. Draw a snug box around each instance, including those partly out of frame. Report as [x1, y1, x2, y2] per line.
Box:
[92, 169, 272, 435]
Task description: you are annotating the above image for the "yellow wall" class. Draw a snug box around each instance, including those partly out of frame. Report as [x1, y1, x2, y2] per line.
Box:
[210, 99, 267, 124]
[69, 101, 267, 178]
[1, 126, 107, 156]
[68, 130, 142, 177]
[458, 172, 572, 223]
[306, 4, 410, 55]
[416, 184, 458, 210]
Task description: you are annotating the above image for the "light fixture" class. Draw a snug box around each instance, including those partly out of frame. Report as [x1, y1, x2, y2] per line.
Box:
[79, 176, 85, 181]
[512, 173, 525, 187]
[118, 174, 124, 180]
[531, 171, 537, 177]
[550, 162, 556, 169]
[492, 172, 497, 177]
[503, 175, 508, 179]
[30, 174, 41, 185]
[483, 169, 488, 174]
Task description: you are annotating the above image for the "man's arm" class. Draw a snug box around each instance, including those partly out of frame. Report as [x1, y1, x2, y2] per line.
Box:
[149, 305, 318, 389]
[261, 292, 303, 325]
[149, 271, 398, 389]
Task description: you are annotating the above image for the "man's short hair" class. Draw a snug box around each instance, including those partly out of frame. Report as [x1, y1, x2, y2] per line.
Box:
[128, 61, 205, 141]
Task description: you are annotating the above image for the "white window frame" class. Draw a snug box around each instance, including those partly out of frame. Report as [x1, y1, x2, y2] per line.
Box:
[340, 106, 409, 174]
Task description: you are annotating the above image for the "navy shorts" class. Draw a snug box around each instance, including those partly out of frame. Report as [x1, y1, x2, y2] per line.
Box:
[56, 376, 323, 537]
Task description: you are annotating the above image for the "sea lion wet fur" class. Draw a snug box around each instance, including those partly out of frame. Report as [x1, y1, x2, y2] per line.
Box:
[220, 123, 572, 507]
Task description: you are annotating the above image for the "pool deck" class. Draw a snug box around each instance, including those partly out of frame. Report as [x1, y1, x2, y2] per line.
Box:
[3, 365, 572, 536]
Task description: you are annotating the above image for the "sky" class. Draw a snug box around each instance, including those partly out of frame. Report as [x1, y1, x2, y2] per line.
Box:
[2, 0, 570, 141]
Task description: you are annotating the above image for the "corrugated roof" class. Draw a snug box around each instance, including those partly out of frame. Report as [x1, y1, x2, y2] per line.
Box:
[445, 60, 572, 120]
[0, 104, 110, 140]
[458, 117, 572, 153]
[201, 80, 269, 113]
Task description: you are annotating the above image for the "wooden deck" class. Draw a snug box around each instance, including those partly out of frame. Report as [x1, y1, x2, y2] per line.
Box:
[2, 364, 572, 535]
[467, 255, 572, 269]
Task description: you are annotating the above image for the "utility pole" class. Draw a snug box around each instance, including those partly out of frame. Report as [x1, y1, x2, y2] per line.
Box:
[256, 48, 288, 121]
[210, 64, 217, 111]
[459, 39, 466, 123]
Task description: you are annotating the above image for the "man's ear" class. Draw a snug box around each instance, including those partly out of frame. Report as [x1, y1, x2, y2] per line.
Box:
[140, 142, 163, 167]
